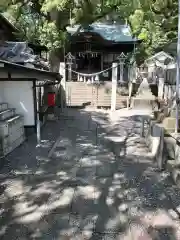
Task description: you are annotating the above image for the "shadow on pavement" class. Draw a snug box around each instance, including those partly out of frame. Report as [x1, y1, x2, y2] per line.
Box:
[0, 108, 180, 239]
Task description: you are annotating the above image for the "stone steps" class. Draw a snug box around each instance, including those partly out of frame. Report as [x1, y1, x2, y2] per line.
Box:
[66, 81, 128, 108]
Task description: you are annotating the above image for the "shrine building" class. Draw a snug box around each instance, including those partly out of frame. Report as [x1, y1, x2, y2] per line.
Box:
[66, 20, 141, 81]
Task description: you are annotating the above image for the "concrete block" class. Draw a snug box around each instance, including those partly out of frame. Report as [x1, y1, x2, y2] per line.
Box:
[0, 122, 8, 137]
[162, 117, 178, 132]
[0, 137, 8, 150]
[144, 120, 167, 170]
[0, 109, 15, 121]
[167, 160, 180, 186]
[8, 127, 24, 143]
[164, 137, 176, 160]
[170, 109, 180, 118]
[131, 98, 154, 110]
[0, 103, 8, 112]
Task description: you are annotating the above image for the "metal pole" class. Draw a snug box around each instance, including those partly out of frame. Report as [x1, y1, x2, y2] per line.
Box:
[175, 0, 180, 133]
[36, 86, 41, 145]
[96, 124, 98, 145]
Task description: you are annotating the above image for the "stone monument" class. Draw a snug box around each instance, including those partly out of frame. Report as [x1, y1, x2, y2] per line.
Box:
[131, 77, 156, 111]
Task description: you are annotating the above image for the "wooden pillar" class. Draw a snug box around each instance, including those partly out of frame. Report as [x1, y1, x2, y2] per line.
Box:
[101, 53, 103, 70]
[111, 62, 118, 111]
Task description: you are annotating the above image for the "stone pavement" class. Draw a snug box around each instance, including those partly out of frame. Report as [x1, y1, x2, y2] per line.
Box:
[0, 108, 180, 239]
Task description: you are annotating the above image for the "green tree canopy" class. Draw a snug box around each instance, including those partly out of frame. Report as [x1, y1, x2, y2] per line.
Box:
[0, 0, 178, 63]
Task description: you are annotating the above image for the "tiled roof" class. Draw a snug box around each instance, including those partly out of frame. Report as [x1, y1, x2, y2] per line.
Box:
[0, 59, 61, 82]
[0, 41, 49, 70]
[66, 22, 139, 43]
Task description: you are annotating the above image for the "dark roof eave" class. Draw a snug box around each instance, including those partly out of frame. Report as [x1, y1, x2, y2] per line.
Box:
[0, 60, 62, 82]
[28, 43, 48, 52]
[110, 39, 142, 45]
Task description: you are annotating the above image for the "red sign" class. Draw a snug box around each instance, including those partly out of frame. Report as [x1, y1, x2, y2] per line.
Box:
[48, 93, 55, 106]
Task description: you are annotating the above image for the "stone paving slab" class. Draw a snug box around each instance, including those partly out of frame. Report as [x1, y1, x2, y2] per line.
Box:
[0, 108, 180, 239]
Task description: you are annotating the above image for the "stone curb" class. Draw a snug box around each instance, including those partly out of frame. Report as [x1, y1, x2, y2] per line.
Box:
[167, 160, 180, 186]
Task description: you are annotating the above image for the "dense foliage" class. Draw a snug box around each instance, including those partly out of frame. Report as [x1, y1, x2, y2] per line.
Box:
[0, 0, 178, 63]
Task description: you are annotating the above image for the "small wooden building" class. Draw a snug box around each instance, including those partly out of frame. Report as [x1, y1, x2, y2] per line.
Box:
[0, 60, 61, 132]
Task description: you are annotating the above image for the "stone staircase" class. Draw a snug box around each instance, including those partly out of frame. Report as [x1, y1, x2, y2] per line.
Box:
[0, 103, 25, 157]
[131, 78, 156, 110]
[66, 81, 128, 108]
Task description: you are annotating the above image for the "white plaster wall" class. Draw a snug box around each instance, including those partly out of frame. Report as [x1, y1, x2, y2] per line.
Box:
[0, 81, 35, 126]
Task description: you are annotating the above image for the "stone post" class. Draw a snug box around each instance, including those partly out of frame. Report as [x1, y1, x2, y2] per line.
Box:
[157, 67, 165, 99]
[127, 81, 133, 109]
[59, 62, 66, 91]
[164, 84, 169, 102]
[59, 62, 66, 109]
[111, 62, 118, 111]
[168, 85, 173, 101]
[158, 77, 164, 99]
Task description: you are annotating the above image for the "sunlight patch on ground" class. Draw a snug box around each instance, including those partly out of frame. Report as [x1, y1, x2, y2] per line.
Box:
[36, 156, 51, 163]
[13, 200, 37, 218]
[5, 180, 31, 198]
[15, 187, 74, 224]
[76, 185, 100, 200]
[13, 169, 33, 175]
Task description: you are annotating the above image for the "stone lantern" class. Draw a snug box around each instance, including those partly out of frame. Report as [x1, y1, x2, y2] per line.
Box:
[65, 52, 75, 81]
[117, 52, 127, 83]
[139, 63, 148, 79]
